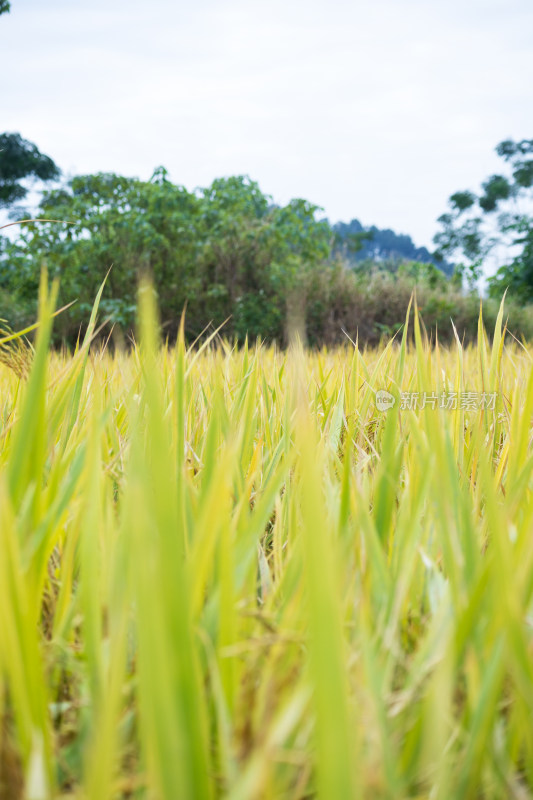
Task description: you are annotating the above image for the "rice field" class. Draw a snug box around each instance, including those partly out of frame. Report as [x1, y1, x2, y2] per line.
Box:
[1, 276, 533, 799]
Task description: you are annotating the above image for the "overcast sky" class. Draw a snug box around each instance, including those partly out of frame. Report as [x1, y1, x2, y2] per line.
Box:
[1, 0, 532, 249]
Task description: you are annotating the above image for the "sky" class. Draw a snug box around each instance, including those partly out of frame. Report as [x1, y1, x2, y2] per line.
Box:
[1, 0, 532, 250]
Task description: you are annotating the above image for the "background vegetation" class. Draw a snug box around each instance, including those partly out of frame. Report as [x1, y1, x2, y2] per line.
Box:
[1, 133, 532, 348]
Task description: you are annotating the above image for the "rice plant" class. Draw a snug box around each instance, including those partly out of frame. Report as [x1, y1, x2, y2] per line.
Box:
[0, 278, 532, 799]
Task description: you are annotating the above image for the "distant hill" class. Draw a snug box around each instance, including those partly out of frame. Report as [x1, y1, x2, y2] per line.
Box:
[332, 218, 453, 276]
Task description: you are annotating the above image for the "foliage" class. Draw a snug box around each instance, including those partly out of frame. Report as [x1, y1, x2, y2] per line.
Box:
[6, 160, 531, 348]
[333, 218, 451, 273]
[1, 285, 533, 797]
[4, 142, 533, 349]
[0, 1, 10, 15]
[3, 228, 533, 347]
[396, 259, 449, 289]
[0, 132, 60, 209]
[434, 137, 533, 297]
[2, 172, 330, 342]
[305, 264, 533, 346]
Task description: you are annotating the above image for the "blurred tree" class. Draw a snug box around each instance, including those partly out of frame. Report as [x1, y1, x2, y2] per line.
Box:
[184, 176, 330, 340]
[0, 132, 60, 208]
[2, 171, 331, 343]
[397, 260, 448, 290]
[0, 1, 10, 15]
[434, 138, 533, 299]
[2, 170, 204, 338]
[332, 218, 450, 273]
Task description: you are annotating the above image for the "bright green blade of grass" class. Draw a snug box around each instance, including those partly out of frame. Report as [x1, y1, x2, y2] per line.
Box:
[127, 282, 212, 799]
[294, 355, 360, 800]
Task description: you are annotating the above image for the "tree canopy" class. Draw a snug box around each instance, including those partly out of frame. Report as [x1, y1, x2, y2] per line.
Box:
[333, 218, 452, 274]
[1, 170, 331, 341]
[3, 131, 529, 347]
[434, 138, 533, 300]
[0, 132, 61, 208]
